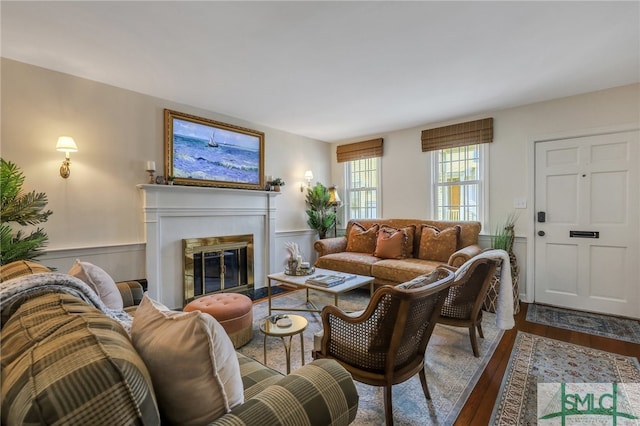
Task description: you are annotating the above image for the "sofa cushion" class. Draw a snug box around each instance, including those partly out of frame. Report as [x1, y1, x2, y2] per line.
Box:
[314, 252, 380, 277]
[346, 222, 379, 254]
[131, 294, 243, 426]
[418, 225, 461, 262]
[1, 292, 159, 425]
[0, 260, 51, 282]
[68, 260, 123, 310]
[371, 258, 443, 283]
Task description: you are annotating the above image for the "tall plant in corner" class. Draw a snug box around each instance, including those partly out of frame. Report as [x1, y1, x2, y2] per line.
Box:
[305, 183, 335, 239]
[0, 159, 53, 264]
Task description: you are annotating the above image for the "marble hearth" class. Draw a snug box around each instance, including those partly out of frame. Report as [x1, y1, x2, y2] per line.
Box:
[138, 184, 278, 309]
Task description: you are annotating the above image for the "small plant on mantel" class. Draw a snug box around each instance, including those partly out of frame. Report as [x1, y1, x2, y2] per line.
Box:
[269, 177, 285, 192]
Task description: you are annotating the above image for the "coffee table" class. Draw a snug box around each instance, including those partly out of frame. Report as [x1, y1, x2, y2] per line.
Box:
[259, 314, 308, 374]
[267, 268, 374, 315]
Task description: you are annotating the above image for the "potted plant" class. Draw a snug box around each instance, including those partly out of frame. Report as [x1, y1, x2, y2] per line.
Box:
[269, 177, 285, 192]
[486, 212, 520, 314]
[305, 183, 335, 239]
[167, 176, 175, 185]
[0, 158, 53, 264]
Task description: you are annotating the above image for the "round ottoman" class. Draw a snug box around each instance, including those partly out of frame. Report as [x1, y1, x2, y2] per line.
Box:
[184, 293, 253, 348]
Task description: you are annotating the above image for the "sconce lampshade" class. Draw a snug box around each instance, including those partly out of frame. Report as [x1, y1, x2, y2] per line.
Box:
[56, 136, 78, 153]
[304, 170, 314, 184]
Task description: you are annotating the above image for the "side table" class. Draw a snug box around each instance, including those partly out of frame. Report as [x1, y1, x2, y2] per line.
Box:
[259, 314, 308, 374]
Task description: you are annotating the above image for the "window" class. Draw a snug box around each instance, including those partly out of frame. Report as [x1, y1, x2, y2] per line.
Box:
[345, 157, 380, 220]
[432, 144, 483, 222]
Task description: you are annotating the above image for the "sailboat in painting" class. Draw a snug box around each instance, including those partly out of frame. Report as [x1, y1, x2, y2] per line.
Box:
[208, 131, 219, 147]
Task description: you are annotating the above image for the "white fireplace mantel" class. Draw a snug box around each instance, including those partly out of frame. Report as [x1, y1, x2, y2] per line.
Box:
[138, 184, 279, 309]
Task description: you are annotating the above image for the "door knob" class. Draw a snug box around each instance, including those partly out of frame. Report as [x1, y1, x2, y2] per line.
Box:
[538, 230, 545, 236]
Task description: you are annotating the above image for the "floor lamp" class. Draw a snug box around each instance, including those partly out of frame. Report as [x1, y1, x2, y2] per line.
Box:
[328, 186, 342, 238]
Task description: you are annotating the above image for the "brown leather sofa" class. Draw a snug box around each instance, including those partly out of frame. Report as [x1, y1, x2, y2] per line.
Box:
[314, 218, 482, 287]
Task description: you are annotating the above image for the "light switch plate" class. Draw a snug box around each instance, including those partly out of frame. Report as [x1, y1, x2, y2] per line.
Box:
[513, 197, 527, 209]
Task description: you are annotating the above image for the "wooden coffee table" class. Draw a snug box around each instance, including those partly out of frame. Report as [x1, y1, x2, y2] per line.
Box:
[266, 268, 374, 315]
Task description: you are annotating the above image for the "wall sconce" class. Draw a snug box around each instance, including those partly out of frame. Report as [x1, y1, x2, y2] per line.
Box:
[56, 136, 78, 178]
[300, 170, 314, 192]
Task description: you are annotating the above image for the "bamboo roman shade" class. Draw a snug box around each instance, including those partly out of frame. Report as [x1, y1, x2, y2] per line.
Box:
[421, 118, 493, 152]
[336, 138, 384, 163]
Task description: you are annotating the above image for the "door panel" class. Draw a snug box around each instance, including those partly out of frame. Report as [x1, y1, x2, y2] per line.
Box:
[534, 130, 639, 318]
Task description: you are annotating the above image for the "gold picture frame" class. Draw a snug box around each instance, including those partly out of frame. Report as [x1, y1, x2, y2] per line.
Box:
[164, 109, 265, 190]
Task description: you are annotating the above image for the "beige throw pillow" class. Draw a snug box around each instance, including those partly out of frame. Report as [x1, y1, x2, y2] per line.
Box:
[131, 294, 243, 426]
[68, 260, 123, 310]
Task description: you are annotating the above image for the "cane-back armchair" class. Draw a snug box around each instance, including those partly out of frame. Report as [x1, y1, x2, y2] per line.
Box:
[438, 256, 499, 357]
[313, 267, 454, 425]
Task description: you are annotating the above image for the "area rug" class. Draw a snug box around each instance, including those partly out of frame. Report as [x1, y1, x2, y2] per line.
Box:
[490, 332, 640, 425]
[238, 287, 504, 425]
[526, 304, 640, 344]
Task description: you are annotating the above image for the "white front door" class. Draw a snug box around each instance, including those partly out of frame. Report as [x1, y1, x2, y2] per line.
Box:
[534, 130, 639, 318]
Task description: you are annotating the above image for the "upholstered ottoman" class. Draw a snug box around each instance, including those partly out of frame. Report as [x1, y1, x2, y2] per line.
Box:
[184, 293, 253, 348]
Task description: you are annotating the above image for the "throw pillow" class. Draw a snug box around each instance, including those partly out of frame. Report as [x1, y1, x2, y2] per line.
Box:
[417, 225, 461, 262]
[373, 226, 407, 259]
[397, 270, 442, 290]
[131, 294, 243, 426]
[374, 225, 416, 259]
[68, 259, 123, 310]
[346, 222, 379, 254]
[0, 260, 51, 282]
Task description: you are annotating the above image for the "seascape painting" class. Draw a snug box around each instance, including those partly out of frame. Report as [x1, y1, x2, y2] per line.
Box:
[164, 109, 264, 190]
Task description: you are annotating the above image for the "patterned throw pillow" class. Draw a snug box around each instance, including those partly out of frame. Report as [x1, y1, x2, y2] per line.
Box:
[131, 294, 244, 425]
[346, 222, 379, 254]
[0, 260, 51, 282]
[417, 225, 461, 262]
[374, 225, 415, 259]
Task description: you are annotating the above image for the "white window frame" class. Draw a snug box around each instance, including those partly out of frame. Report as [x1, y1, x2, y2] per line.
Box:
[430, 143, 488, 228]
[344, 157, 382, 221]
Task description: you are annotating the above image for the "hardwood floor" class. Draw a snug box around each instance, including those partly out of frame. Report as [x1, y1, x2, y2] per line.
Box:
[455, 302, 640, 425]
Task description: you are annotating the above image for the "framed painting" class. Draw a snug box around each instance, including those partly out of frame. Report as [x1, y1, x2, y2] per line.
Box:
[164, 109, 265, 190]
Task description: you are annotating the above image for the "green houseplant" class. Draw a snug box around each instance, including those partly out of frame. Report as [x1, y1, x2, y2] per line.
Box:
[305, 183, 335, 239]
[269, 177, 285, 192]
[0, 159, 53, 264]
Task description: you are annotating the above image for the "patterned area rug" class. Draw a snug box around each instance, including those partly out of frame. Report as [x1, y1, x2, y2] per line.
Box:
[526, 304, 640, 344]
[239, 287, 504, 425]
[490, 332, 640, 425]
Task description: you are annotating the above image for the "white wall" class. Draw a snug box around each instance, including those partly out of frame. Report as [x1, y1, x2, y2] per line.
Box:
[1, 59, 330, 280]
[331, 83, 640, 301]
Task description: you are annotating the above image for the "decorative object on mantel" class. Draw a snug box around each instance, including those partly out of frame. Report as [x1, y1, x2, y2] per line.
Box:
[305, 183, 336, 239]
[164, 109, 265, 190]
[484, 212, 520, 314]
[269, 177, 285, 192]
[146, 161, 156, 184]
[167, 176, 175, 185]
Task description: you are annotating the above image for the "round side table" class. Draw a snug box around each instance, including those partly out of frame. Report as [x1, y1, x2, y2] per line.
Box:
[259, 314, 308, 374]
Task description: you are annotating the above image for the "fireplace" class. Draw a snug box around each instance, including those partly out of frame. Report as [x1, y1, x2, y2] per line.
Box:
[183, 234, 254, 306]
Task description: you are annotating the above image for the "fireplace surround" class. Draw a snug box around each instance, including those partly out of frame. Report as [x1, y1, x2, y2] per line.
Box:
[138, 184, 278, 309]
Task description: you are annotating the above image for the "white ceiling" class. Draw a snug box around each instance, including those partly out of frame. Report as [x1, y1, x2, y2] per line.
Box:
[2, 1, 639, 142]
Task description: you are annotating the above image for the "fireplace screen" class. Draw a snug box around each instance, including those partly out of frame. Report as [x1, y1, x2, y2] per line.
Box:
[183, 234, 254, 306]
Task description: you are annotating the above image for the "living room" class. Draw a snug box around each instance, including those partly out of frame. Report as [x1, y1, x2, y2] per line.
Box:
[2, 2, 639, 425]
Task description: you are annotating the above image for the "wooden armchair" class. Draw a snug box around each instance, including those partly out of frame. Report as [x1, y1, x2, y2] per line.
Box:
[438, 257, 499, 357]
[313, 267, 454, 425]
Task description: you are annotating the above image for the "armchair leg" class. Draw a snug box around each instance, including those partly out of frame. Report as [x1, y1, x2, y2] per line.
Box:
[419, 368, 432, 400]
[477, 321, 484, 339]
[384, 386, 394, 426]
[469, 325, 480, 357]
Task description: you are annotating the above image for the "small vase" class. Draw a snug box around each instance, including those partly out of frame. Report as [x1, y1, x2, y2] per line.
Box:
[287, 259, 298, 273]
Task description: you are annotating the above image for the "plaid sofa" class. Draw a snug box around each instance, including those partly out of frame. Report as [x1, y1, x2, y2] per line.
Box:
[315, 218, 482, 287]
[1, 278, 359, 425]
